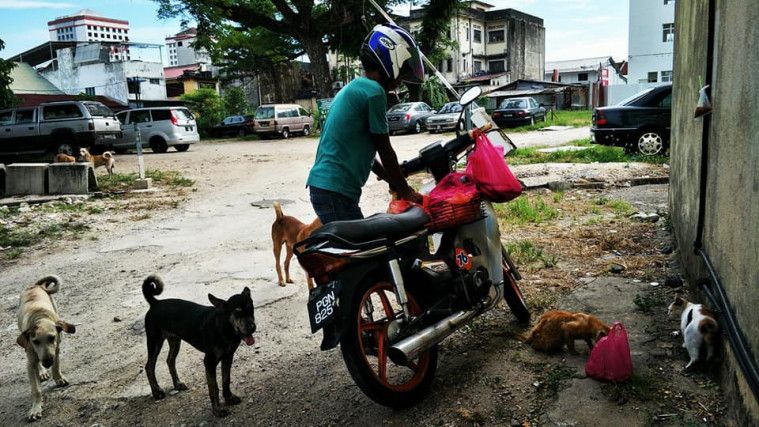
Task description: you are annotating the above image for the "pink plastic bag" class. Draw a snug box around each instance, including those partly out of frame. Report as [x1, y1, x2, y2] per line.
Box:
[465, 131, 522, 203]
[585, 322, 633, 382]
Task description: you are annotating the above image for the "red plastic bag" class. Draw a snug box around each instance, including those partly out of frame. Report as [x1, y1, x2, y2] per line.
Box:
[465, 131, 522, 202]
[585, 322, 633, 382]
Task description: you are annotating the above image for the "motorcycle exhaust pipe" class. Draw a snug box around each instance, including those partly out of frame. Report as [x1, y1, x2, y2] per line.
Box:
[388, 309, 479, 366]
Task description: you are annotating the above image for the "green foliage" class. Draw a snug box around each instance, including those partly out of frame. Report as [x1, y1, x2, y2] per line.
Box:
[222, 87, 250, 116]
[506, 109, 592, 133]
[506, 140, 669, 165]
[180, 88, 224, 136]
[495, 196, 560, 225]
[633, 291, 666, 313]
[0, 38, 19, 109]
[421, 78, 449, 110]
[505, 240, 558, 268]
[98, 170, 195, 192]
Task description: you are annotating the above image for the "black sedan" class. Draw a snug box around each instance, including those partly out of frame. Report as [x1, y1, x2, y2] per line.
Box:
[211, 115, 256, 137]
[591, 84, 671, 156]
[491, 97, 546, 127]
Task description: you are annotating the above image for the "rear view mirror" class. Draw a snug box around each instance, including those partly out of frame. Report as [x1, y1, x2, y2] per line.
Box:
[459, 86, 482, 106]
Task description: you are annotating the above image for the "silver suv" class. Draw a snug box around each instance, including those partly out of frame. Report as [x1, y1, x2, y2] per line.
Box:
[0, 101, 121, 157]
[115, 107, 199, 153]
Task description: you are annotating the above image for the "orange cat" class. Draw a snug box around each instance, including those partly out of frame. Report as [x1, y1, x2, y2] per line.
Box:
[523, 310, 611, 353]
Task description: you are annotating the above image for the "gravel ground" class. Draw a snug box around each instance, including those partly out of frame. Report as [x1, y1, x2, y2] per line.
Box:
[0, 129, 723, 426]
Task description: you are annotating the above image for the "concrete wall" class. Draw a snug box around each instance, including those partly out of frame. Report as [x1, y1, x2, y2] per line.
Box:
[669, 1, 759, 423]
[628, 0, 675, 83]
[507, 16, 544, 81]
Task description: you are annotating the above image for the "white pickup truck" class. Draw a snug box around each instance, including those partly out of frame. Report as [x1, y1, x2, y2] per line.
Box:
[0, 101, 123, 157]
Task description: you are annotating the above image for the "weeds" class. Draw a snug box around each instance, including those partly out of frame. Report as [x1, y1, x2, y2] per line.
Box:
[594, 197, 635, 217]
[633, 291, 667, 313]
[534, 363, 576, 397]
[98, 170, 194, 192]
[602, 373, 658, 403]
[507, 109, 591, 133]
[506, 240, 558, 268]
[506, 139, 668, 165]
[496, 195, 559, 225]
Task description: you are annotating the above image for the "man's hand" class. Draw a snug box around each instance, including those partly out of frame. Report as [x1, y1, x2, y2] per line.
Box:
[398, 188, 423, 204]
[372, 133, 418, 201]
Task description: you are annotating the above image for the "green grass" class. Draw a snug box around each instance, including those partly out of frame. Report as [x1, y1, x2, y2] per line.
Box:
[593, 197, 635, 217]
[505, 240, 558, 268]
[0, 221, 88, 250]
[98, 170, 194, 192]
[506, 109, 592, 133]
[506, 138, 669, 165]
[633, 291, 667, 313]
[495, 195, 559, 225]
[602, 373, 659, 403]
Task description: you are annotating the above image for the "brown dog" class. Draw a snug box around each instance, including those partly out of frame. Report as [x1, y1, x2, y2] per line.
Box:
[17, 276, 76, 421]
[53, 147, 87, 163]
[80, 148, 115, 175]
[523, 310, 610, 353]
[271, 202, 321, 289]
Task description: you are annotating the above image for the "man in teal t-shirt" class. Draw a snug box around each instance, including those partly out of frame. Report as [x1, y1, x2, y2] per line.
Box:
[307, 24, 424, 223]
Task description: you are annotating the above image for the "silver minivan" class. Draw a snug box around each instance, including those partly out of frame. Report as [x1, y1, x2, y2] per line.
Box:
[115, 107, 199, 153]
[253, 104, 314, 139]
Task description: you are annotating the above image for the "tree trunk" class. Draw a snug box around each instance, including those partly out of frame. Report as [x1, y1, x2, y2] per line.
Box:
[301, 34, 333, 98]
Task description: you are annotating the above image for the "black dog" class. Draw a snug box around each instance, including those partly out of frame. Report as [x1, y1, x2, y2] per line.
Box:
[141, 274, 257, 417]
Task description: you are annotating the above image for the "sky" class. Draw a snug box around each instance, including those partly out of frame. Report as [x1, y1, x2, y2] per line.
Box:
[0, 0, 630, 63]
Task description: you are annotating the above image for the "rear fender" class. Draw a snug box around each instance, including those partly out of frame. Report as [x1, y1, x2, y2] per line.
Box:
[318, 259, 387, 351]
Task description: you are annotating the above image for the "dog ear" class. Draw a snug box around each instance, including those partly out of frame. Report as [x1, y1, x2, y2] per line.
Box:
[242, 287, 251, 298]
[56, 320, 76, 334]
[208, 293, 225, 309]
[16, 331, 29, 349]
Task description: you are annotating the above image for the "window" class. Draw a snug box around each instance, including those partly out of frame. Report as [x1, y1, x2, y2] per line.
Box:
[85, 87, 96, 96]
[664, 0, 675, 4]
[489, 60, 505, 73]
[299, 107, 310, 117]
[0, 110, 12, 125]
[128, 110, 151, 124]
[648, 71, 658, 83]
[151, 109, 171, 121]
[474, 60, 482, 73]
[488, 30, 505, 43]
[465, 25, 469, 41]
[446, 58, 453, 72]
[149, 78, 160, 85]
[473, 29, 482, 43]
[661, 70, 673, 82]
[14, 109, 35, 124]
[84, 103, 114, 117]
[116, 112, 127, 124]
[42, 104, 83, 120]
[578, 72, 588, 81]
[657, 92, 672, 108]
[463, 59, 467, 72]
[663, 23, 674, 42]
[178, 41, 183, 47]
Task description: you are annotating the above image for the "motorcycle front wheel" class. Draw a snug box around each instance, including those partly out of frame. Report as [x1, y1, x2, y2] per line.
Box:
[340, 281, 438, 408]
[502, 245, 531, 324]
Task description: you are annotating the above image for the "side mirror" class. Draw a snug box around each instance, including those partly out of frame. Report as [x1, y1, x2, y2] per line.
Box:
[459, 86, 482, 106]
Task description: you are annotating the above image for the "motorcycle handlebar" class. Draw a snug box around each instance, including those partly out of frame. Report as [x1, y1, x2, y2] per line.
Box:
[401, 133, 474, 177]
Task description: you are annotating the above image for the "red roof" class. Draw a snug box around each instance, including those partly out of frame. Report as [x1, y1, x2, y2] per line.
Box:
[163, 64, 201, 79]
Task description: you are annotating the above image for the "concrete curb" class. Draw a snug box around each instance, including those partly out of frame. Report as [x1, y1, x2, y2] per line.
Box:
[0, 164, 5, 198]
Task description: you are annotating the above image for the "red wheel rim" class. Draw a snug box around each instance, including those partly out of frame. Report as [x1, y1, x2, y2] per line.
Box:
[503, 261, 526, 303]
[356, 282, 431, 392]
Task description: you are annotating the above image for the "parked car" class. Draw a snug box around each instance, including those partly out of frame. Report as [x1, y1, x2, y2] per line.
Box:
[491, 97, 546, 127]
[115, 107, 199, 153]
[253, 104, 313, 139]
[591, 84, 672, 156]
[425, 101, 483, 133]
[386, 102, 436, 134]
[211, 115, 256, 137]
[0, 101, 122, 157]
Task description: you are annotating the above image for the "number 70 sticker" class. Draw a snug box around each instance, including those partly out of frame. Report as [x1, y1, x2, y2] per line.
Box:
[455, 248, 473, 271]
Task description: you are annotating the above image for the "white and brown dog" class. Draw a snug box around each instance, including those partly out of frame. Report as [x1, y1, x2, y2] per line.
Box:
[17, 275, 76, 421]
[80, 148, 116, 175]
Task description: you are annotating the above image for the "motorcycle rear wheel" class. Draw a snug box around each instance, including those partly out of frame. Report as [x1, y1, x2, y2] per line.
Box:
[502, 246, 530, 324]
[340, 281, 438, 408]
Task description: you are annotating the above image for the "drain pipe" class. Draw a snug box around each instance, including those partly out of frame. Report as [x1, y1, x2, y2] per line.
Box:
[692, 0, 759, 401]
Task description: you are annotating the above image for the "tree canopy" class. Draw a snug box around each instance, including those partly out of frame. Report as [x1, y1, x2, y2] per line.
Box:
[0, 38, 18, 109]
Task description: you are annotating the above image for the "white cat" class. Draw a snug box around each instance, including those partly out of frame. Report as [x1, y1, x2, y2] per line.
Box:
[667, 296, 719, 370]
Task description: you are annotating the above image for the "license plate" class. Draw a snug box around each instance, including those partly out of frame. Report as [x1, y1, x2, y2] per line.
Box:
[504, 114, 512, 118]
[389, 117, 400, 121]
[259, 121, 269, 127]
[307, 281, 341, 333]
[103, 134, 116, 139]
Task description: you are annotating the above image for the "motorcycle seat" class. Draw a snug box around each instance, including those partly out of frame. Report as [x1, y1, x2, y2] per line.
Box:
[310, 206, 430, 244]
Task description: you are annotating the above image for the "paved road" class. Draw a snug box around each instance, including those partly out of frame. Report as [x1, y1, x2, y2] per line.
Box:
[0, 126, 589, 425]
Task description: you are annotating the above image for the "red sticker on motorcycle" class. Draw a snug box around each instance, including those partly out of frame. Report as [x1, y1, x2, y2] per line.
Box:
[455, 248, 473, 270]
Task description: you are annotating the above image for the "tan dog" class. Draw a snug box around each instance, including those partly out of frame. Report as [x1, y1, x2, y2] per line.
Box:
[271, 201, 322, 289]
[523, 310, 610, 353]
[17, 276, 76, 421]
[53, 147, 88, 163]
[80, 148, 115, 175]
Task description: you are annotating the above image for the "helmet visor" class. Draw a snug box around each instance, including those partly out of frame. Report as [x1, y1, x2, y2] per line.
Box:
[398, 46, 425, 84]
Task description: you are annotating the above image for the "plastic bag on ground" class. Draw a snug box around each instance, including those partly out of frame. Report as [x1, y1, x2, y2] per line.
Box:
[585, 322, 633, 382]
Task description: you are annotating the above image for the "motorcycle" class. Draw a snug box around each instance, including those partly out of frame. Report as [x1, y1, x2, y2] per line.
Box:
[294, 86, 529, 407]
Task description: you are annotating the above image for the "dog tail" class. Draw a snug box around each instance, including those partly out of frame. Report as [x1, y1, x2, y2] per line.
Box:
[273, 201, 284, 220]
[34, 275, 61, 294]
[142, 274, 164, 305]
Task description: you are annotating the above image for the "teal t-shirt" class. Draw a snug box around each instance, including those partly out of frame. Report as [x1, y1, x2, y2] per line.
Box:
[307, 77, 389, 201]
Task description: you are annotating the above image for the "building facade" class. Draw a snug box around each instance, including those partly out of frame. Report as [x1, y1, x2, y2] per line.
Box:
[627, 0, 675, 84]
[48, 9, 131, 61]
[165, 28, 211, 67]
[545, 56, 627, 107]
[399, 1, 544, 86]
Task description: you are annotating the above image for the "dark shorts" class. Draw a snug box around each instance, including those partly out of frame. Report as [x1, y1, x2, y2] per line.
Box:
[309, 186, 364, 224]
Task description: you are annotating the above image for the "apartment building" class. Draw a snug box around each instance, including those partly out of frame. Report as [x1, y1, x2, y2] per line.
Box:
[627, 0, 676, 83]
[165, 28, 211, 67]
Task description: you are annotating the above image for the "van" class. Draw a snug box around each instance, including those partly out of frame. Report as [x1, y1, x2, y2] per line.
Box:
[253, 104, 314, 139]
[115, 107, 199, 153]
[0, 101, 121, 157]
